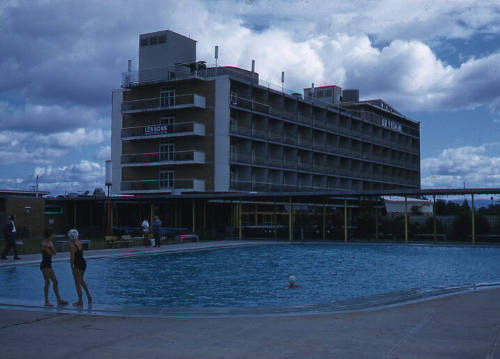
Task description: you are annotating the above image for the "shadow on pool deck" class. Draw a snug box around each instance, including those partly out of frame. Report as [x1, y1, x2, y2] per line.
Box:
[0, 287, 499, 358]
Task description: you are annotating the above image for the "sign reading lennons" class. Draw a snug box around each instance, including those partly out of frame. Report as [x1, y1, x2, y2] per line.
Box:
[144, 125, 169, 135]
[381, 118, 402, 132]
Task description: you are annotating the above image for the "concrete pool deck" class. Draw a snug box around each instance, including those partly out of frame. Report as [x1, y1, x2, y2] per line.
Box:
[1, 240, 500, 358]
[0, 287, 498, 358]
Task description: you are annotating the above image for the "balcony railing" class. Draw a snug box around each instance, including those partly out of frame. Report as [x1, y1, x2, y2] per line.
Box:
[229, 152, 418, 185]
[120, 178, 205, 193]
[121, 150, 205, 166]
[230, 95, 419, 153]
[229, 179, 335, 192]
[122, 64, 262, 88]
[122, 94, 206, 113]
[121, 122, 205, 139]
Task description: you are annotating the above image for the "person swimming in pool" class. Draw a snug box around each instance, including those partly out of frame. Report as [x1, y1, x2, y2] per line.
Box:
[288, 275, 299, 289]
[68, 229, 92, 306]
[40, 229, 68, 306]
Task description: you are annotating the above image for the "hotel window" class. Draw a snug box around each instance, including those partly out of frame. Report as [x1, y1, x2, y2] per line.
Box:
[140, 38, 149, 47]
[160, 89, 175, 107]
[160, 115, 175, 132]
[158, 35, 166, 43]
[230, 117, 237, 131]
[159, 143, 174, 161]
[150, 36, 158, 45]
[230, 91, 238, 105]
[159, 170, 174, 189]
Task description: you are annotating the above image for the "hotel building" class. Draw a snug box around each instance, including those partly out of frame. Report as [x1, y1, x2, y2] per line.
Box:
[111, 30, 420, 195]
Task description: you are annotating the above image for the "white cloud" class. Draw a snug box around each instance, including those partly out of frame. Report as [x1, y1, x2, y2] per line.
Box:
[422, 145, 500, 188]
[0, 128, 107, 165]
[0, 160, 105, 194]
[207, 31, 500, 113]
[0, 0, 499, 193]
[94, 145, 110, 161]
[0, 101, 107, 133]
[34, 160, 105, 193]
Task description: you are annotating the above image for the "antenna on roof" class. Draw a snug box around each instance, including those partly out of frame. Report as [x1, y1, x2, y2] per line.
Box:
[251, 60, 255, 86]
[215, 46, 219, 76]
[281, 71, 284, 93]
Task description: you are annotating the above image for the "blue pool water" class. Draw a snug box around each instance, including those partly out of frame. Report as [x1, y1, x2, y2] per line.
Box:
[1, 243, 500, 311]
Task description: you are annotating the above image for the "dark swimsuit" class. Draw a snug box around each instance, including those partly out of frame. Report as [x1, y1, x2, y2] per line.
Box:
[73, 245, 86, 271]
[40, 249, 52, 270]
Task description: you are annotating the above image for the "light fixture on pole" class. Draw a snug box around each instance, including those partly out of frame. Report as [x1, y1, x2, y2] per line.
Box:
[105, 160, 112, 235]
[215, 45, 218, 76]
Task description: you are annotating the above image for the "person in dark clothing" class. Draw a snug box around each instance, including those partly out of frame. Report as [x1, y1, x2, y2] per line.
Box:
[68, 229, 92, 306]
[152, 216, 162, 248]
[40, 229, 67, 306]
[1, 215, 20, 260]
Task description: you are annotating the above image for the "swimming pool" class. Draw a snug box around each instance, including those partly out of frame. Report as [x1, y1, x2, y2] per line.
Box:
[1, 243, 500, 314]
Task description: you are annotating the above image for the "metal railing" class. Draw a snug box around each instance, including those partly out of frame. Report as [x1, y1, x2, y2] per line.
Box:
[122, 94, 206, 112]
[231, 94, 419, 153]
[229, 123, 419, 170]
[229, 179, 335, 192]
[121, 150, 205, 165]
[121, 122, 205, 138]
[229, 151, 418, 185]
[120, 178, 205, 192]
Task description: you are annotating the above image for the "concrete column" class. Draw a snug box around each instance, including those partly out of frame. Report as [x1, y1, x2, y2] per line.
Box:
[273, 202, 277, 240]
[344, 199, 348, 242]
[433, 195, 437, 242]
[192, 199, 195, 233]
[203, 201, 207, 231]
[73, 203, 77, 228]
[115, 203, 118, 228]
[110, 202, 114, 232]
[238, 203, 242, 240]
[288, 198, 293, 241]
[404, 196, 408, 244]
[471, 194, 476, 245]
[322, 203, 326, 241]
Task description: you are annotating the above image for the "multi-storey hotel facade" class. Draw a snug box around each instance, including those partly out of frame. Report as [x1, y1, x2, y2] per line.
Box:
[111, 30, 420, 195]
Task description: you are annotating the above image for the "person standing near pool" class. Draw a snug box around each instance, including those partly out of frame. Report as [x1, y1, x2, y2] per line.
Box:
[152, 216, 162, 248]
[40, 229, 67, 306]
[68, 229, 92, 306]
[141, 218, 150, 246]
[1, 215, 20, 260]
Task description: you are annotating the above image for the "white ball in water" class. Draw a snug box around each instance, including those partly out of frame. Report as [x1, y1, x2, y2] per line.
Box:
[67, 229, 79, 240]
[289, 275, 296, 285]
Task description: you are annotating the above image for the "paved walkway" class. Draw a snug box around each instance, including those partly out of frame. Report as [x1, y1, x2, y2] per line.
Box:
[0, 288, 499, 358]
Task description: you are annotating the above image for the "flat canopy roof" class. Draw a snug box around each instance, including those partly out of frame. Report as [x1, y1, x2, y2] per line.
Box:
[46, 188, 500, 204]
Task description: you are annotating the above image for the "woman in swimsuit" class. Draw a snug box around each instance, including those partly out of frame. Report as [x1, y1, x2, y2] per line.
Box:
[40, 229, 67, 306]
[68, 229, 92, 306]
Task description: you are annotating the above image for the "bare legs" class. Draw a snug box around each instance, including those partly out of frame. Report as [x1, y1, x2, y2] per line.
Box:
[41, 268, 67, 306]
[72, 268, 92, 306]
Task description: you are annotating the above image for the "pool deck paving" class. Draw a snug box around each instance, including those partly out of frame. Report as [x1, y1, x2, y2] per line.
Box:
[1, 240, 499, 358]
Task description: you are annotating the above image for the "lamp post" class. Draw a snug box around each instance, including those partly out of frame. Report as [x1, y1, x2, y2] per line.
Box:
[105, 160, 112, 235]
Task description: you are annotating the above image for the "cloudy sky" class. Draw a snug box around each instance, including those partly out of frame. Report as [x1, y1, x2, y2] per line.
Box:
[0, 0, 499, 194]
